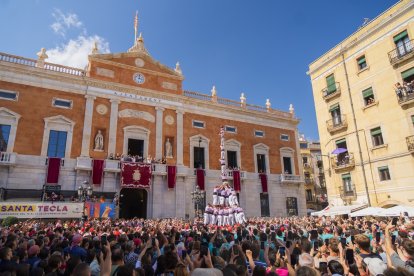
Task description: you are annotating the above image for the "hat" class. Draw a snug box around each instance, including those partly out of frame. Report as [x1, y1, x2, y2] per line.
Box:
[28, 245, 40, 256]
[363, 257, 387, 276]
[72, 234, 82, 244]
[133, 238, 142, 247]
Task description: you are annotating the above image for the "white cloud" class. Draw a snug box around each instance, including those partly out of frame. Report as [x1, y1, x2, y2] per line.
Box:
[50, 9, 83, 37]
[47, 35, 110, 69]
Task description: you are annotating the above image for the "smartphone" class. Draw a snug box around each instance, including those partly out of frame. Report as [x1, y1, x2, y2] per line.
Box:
[261, 241, 265, 250]
[212, 247, 218, 257]
[310, 230, 318, 241]
[404, 212, 409, 217]
[341, 237, 347, 247]
[286, 240, 292, 248]
[392, 217, 398, 226]
[351, 235, 355, 243]
[392, 235, 396, 244]
[319, 262, 328, 274]
[324, 239, 329, 246]
[279, 246, 285, 257]
[182, 250, 187, 259]
[233, 246, 239, 255]
[291, 254, 299, 266]
[101, 235, 107, 246]
[313, 241, 319, 251]
[283, 236, 287, 242]
[375, 232, 381, 243]
[345, 249, 354, 265]
[200, 245, 209, 258]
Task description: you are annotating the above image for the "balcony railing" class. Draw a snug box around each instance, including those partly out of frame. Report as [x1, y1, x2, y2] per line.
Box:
[326, 115, 348, 133]
[322, 82, 341, 101]
[75, 157, 92, 170]
[331, 152, 355, 172]
[407, 135, 414, 153]
[388, 39, 414, 66]
[227, 170, 246, 179]
[305, 177, 314, 185]
[152, 164, 167, 175]
[0, 152, 17, 165]
[280, 174, 303, 184]
[104, 160, 121, 173]
[396, 91, 414, 106]
[339, 184, 357, 202]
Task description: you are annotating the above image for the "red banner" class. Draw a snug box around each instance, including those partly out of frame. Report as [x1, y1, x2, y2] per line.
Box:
[167, 165, 176, 189]
[46, 157, 61, 184]
[121, 162, 152, 189]
[196, 169, 205, 191]
[92, 159, 104, 185]
[259, 173, 268, 193]
[233, 170, 241, 192]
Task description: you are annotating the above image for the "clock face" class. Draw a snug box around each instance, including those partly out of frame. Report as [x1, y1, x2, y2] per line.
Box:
[133, 73, 145, 84]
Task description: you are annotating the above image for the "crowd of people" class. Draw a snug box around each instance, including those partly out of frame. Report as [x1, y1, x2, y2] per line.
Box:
[395, 81, 414, 100]
[0, 214, 413, 276]
[107, 154, 166, 165]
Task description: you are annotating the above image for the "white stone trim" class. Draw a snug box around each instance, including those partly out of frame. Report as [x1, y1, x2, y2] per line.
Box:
[253, 143, 270, 174]
[108, 99, 120, 156]
[123, 126, 150, 157]
[41, 115, 75, 158]
[176, 109, 185, 165]
[0, 107, 21, 152]
[0, 89, 19, 102]
[80, 95, 96, 156]
[189, 135, 210, 169]
[155, 107, 165, 159]
[52, 97, 73, 109]
[225, 139, 241, 168]
[280, 147, 296, 175]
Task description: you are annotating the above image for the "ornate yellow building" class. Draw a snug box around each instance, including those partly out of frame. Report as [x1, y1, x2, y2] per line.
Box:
[308, 0, 414, 207]
[0, 28, 306, 218]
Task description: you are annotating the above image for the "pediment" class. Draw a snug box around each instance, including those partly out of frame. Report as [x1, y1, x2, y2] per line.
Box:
[44, 115, 74, 127]
[0, 107, 21, 121]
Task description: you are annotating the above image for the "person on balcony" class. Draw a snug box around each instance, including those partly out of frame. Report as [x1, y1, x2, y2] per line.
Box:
[395, 82, 404, 99]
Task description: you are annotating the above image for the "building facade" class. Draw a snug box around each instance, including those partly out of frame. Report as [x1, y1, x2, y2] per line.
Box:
[308, 0, 414, 207]
[299, 136, 328, 211]
[0, 32, 306, 218]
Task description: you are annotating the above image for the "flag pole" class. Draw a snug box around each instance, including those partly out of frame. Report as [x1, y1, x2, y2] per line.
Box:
[134, 11, 138, 43]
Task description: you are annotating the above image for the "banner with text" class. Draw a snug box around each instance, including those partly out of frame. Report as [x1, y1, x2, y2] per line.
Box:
[84, 202, 115, 219]
[0, 202, 83, 219]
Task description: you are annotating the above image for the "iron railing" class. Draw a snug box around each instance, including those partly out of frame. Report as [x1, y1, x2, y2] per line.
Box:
[388, 39, 414, 65]
[407, 135, 414, 152]
[339, 183, 357, 201]
[331, 152, 355, 171]
[321, 82, 341, 100]
[326, 115, 347, 133]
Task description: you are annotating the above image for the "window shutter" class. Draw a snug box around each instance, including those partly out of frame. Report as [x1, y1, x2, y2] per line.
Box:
[411, 115, 414, 124]
[329, 103, 339, 112]
[401, 67, 414, 80]
[362, 87, 373, 98]
[394, 30, 408, 42]
[370, 127, 382, 136]
[341, 173, 351, 179]
[335, 138, 346, 145]
[357, 56, 366, 65]
[326, 75, 336, 93]
[378, 166, 388, 171]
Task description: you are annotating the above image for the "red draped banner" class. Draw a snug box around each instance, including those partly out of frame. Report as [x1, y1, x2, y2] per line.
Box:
[167, 165, 176, 189]
[233, 170, 241, 192]
[121, 162, 152, 189]
[46, 157, 61, 184]
[92, 159, 104, 185]
[259, 173, 268, 193]
[196, 169, 205, 191]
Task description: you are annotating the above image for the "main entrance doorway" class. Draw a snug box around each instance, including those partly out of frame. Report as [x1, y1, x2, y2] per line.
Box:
[119, 189, 147, 219]
[128, 139, 144, 157]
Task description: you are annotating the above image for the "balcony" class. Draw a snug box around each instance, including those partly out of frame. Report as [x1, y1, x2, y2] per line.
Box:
[227, 170, 246, 179]
[397, 92, 414, 107]
[280, 174, 303, 184]
[407, 135, 414, 153]
[152, 163, 167, 176]
[339, 184, 357, 203]
[322, 82, 341, 101]
[331, 153, 355, 172]
[388, 39, 414, 66]
[0, 152, 17, 166]
[326, 115, 348, 133]
[104, 160, 120, 173]
[75, 157, 92, 171]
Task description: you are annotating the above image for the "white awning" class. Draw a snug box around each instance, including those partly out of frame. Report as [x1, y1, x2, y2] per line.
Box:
[311, 204, 364, 217]
[350, 207, 385, 217]
[378, 205, 414, 217]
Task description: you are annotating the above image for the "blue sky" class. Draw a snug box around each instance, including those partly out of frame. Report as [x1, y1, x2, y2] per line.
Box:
[0, 0, 396, 140]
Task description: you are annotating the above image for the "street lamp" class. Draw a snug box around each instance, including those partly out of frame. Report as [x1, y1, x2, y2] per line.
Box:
[191, 185, 205, 218]
[77, 180, 93, 202]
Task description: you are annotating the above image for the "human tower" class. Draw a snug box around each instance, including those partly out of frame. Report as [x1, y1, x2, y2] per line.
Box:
[203, 127, 247, 226]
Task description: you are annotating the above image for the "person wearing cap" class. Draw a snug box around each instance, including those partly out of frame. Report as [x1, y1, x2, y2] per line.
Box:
[63, 234, 87, 261]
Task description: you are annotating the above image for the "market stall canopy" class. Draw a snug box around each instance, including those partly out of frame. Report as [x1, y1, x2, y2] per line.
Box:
[311, 204, 364, 217]
[377, 205, 414, 217]
[350, 207, 385, 217]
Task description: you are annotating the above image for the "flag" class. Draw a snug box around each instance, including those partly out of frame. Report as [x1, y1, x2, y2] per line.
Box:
[134, 11, 139, 41]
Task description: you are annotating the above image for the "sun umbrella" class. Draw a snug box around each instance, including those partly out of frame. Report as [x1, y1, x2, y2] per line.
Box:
[331, 148, 348, 154]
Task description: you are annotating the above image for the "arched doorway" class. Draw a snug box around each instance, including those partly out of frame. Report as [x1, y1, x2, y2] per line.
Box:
[119, 189, 147, 219]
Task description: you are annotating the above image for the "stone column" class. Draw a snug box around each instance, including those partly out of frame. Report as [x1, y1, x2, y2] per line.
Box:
[176, 109, 184, 165]
[80, 95, 96, 156]
[175, 176, 186, 218]
[108, 99, 120, 156]
[155, 107, 165, 160]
